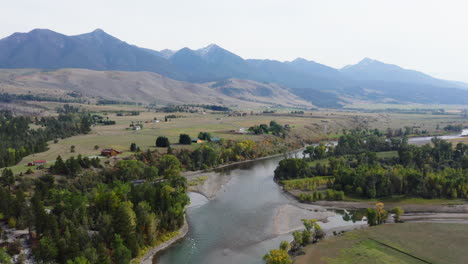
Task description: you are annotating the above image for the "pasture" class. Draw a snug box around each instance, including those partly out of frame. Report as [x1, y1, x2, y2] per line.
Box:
[294, 223, 468, 264]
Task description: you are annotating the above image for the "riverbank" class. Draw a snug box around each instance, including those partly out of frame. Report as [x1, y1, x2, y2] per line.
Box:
[285, 187, 468, 212]
[184, 150, 299, 199]
[135, 218, 189, 264]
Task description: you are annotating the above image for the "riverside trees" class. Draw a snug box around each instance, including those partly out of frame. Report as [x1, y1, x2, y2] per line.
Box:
[275, 129, 468, 200]
[263, 219, 324, 264]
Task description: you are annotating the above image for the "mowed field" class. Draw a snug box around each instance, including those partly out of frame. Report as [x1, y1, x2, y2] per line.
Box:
[294, 223, 468, 264]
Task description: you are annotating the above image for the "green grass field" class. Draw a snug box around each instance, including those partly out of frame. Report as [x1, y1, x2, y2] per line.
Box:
[294, 223, 468, 264]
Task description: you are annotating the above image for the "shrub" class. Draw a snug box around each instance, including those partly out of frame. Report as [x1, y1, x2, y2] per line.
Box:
[391, 206, 404, 223]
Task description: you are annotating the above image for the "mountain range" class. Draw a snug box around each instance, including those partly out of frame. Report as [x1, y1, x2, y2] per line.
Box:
[1, 28, 467, 107]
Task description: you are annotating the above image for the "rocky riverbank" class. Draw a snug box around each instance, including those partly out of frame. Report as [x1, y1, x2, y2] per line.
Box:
[137, 219, 189, 264]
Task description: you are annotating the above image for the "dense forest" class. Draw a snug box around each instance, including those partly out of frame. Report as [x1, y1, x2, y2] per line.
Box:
[275, 129, 468, 200]
[0, 154, 188, 263]
[0, 107, 92, 168]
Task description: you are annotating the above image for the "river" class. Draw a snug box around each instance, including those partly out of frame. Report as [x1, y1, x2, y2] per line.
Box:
[156, 130, 468, 264]
[408, 129, 468, 145]
[156, 152, 364, 264]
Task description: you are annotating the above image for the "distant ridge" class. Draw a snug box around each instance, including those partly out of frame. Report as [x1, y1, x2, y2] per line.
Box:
[0, 28, 184, 79]
[1, 29, 468, 106]
[341, 58, 468, 89]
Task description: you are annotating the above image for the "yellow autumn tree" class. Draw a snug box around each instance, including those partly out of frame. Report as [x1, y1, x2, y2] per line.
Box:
[263, 249, 291, 264]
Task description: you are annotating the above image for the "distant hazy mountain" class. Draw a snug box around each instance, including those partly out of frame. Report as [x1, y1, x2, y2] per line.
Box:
[159, 49, 176, 59]
[0, 28, 183, 79]
[168, 44, 253, 82]
[341, 58, 468, 89]
[1, 29, 468, 107]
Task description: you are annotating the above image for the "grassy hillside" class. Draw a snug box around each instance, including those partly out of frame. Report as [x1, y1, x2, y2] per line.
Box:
[0, 68, 313, 108]
[294, 223, 468, 264]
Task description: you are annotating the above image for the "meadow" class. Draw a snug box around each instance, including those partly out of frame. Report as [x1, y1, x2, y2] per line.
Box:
[4, 102, 468, 175]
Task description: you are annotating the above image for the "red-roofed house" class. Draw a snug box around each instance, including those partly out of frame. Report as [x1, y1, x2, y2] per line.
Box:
[101, 149, 122, 157]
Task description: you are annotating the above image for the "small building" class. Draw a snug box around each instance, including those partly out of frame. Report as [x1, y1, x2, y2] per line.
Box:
[210, 137, 221, 142]
[192, 138, 203, 143]
[133, 125, 141, 131]
[32, 160, 47, 166]
[101, 149, 122, 157]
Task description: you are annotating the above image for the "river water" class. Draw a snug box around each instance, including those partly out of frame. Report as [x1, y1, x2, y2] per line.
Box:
[156, 130, 468, 264]
[408, 129, 468, 145]
[156, 153, 363, 264]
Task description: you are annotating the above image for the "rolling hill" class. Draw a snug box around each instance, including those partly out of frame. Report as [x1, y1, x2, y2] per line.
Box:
[0, 68, 313, 108]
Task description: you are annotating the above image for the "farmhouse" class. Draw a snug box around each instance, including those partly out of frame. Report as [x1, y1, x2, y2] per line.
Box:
[101, 148, 122, 157]
[192, 138, 203, 143]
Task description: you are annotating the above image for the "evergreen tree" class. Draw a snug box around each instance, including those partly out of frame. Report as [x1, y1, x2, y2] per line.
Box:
[179, 134, 192, 145]
[130, 143, 137, 152]
[156, 136, 170, 147]
[0, 168, 14, 190]
[112, 235, 131, 264]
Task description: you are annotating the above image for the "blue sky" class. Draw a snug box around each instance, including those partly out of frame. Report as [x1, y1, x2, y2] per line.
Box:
[2, 0, 468, 82]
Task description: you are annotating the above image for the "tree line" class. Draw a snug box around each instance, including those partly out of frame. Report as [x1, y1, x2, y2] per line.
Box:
[275, 129, 468, 200]
[142, 137, 293, 171]
[0, 108, 92, 168]
[0, 92, 84, 103]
